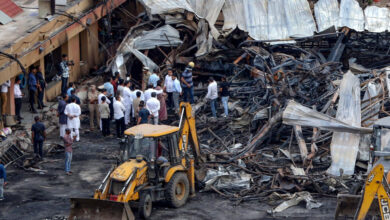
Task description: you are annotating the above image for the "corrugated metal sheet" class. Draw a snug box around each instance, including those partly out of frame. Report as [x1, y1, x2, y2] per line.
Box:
[222, 0, 246, 32]
[189, 0, 225, 39]
[267, 0, 289, 40]
[0, 10, 12, 25]
[132, 25, 182, 50]
[243, 0, 267, 40]
[314, 0, 339, 32]
[327, 71, 361, 176]
[140, 0, 390, 42]
[364, 6, 389, 33]
[338, 0, 364, 31]
[284, 0, 316, 37]
[139, 0, 194, 15]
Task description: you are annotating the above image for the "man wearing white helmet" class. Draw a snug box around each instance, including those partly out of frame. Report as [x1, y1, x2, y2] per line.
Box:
[181, 62, 195, 104]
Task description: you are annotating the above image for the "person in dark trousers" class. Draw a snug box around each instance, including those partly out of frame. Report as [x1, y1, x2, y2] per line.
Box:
[31, 116, 46, 159]
[113, 95, 125, 138]
[219, 76, 230, 117]
[57, 94, 68, 138]
[63, 128, 76, 176]
[36, 66, 46, 109]
[137, 101, 150, 125]
[164, 67, 174, 109]
[28, 66, 38, 113]
[14, 78, 23, 121]
[181, 62, 195, 104]
[0, 159, 7, 201]
[99, 96, 110, 136]
[59, 54, 73, 95]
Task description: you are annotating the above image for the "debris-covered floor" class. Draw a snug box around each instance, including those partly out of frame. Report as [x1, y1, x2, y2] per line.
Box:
[0, 129, 337, 220]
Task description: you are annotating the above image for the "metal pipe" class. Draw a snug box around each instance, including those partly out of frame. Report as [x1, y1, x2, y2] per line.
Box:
[178, 107, 185, 128]
[98, 169, 113, 191]
[121, 172, 134, 194]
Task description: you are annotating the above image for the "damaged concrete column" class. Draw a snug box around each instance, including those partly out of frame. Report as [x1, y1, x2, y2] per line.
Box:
[80, 22, 100, 72]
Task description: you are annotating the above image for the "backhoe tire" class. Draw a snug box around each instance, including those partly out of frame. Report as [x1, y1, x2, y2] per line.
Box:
[165, 172, 190, 208]
[138, 192, 152, 219]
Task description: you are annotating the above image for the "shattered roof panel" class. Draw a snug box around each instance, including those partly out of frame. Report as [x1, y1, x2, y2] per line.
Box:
[284, 0, 317, 37]
[132, 25, 182, 50]
[338, 0, 365, 31]
[139, 0, 194, 14]
[364, 6, 389, 33]
[222, 0, 246, 32]
[189, 0, 225, 39]
[314, 0, 339, 32]
[243, 0, 268, 41]
[267, 0, 289, 40]
[140, 0, 390, 41]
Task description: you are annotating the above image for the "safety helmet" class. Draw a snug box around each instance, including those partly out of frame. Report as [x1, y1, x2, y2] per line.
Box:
[188, 62, 195, 68]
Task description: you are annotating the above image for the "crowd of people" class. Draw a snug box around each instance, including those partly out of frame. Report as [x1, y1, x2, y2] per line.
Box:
[54, 61, 231, 142]
[0, 60, 233, 198]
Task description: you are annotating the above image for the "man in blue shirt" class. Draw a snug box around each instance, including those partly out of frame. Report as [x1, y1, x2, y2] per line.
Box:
[148, 72, 159, 88]
[0, 159, 7, 200]
[31, 116, 46, 159]
[68, 89, 81, 105]
[37, 67, 47, 109]
[137, 101, 150, 124]
[104, 77, 114, 119]
[181, 62, 195, 104]
[67, 82, 75, 97]
[28, 66, 38, 113]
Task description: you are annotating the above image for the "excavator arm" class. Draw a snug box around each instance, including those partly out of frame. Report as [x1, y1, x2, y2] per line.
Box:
[178, 102, 201, 162]
[355, 164, 390, 220]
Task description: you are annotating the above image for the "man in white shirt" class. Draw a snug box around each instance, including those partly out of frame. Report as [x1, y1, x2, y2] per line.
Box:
[64, 97, 81, 141]
[205, 77, 218, 118]
[14, 78, 23, 121]
[146, 92, 160, 125]
[122, 81, 132, 125]
[98, 89, 111, 130]
[113, 95, 126, 138]
[164, 68, 174, 110]
[144, 84, 163, 102]
[172, 74, 182, 114]
[117, 79, 124, 97]
[0, 80, 10, 115]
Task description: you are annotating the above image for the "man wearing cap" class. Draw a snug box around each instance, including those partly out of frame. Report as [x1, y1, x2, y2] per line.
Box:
[142, 66, 152, 91]
[181, 62, 195, 104]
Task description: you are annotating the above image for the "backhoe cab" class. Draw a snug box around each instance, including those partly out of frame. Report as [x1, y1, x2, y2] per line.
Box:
[69, 103, 202, 219]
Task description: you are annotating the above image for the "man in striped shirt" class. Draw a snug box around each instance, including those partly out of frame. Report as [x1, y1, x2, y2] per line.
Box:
[181, 62, 195, 104]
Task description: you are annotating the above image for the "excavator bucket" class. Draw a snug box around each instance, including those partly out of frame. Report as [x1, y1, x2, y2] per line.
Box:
[69, 198, 135, 220]
[334, 194, 379, 219]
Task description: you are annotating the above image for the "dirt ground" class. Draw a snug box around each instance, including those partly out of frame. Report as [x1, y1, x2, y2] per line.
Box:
[0, 128, 338, 220]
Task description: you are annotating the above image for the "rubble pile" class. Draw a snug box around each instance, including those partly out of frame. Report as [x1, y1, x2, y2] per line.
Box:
[110, 0, 390, 212]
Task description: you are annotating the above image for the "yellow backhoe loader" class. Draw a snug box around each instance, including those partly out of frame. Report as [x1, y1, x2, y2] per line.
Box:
[335, 117, 390, 219]
[69, 102, 204, 219]
[336, 164, 390, 220]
